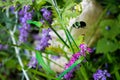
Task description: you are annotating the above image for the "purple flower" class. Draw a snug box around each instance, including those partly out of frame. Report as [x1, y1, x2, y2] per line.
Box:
[79, 43, 92, 56]
[93, 69, 111, 80]
[28, 57, 38, 68]
[40, 8, 52, 24]
[64, 71, 73, 80]
[64, 63, 80, 80]
[64, 52, 81, 80]
[35, 28, 52, 51]
[64, 52, 80, 79]
[18, 6, 32, 43]
[9, 6, 15, 14]
[63, 43, 91, 80]
[19, 28, 29, 43]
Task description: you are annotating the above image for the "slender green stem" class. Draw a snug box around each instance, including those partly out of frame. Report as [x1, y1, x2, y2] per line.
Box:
[38, 10, 70, 48]
[50, 26, 70, 48]
[62, 27, 73, 49]
[51, 0, 77, 53]
[66, 29, 79, 50]
[42, 55, 64, 68]
[65, 30, 75, 53]
[58, 56, 84, 79]
[29, 69, 57, 80]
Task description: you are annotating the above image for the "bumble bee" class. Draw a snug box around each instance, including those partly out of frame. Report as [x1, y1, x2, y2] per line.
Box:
[72, 21, 86, 29]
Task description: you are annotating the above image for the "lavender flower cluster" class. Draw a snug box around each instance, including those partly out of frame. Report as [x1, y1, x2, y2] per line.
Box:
[40, 8, 52, 24]
[64, 52, 80, 80]
[93, 69, 111, 80]
[28, 57, 38, 68]
[64, 43, 91, 80]
[28, 28, 51, 68]
[18, 6, 32, 43]
[35, 28, 52, 51]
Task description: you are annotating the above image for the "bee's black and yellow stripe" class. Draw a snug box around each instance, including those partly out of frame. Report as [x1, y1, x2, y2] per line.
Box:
[72, 21, 86, 29]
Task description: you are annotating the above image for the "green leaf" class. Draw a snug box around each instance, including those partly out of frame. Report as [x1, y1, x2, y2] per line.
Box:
[115, 71, 120, 80]
[58, 56, 84, 79]
[35, 51, 55, 75]
[79, 65, 88, 80]
[0, 0, 33, 8]
[34, 0, 47, 11]
[109, 5, 119, 14]
[100, 19, 120, 39]
[5, 59, 17, 69]
[96, 38, 119, 53]
[27, 20, 42, 28]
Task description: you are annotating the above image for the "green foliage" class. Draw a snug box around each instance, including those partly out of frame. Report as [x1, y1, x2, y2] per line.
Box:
[0, 0, 120, 80]
[29, 69, 57, 80]
[99, 19, 120, 39]
[27, 20, 43, 28]
[58, 56, 84, 79]
[0, 0, 32, 10]
[96, 12, 120, 54]
[79, 65, 89, 80]
[36, 51, 55, 75]
[32, 0, 47, 11]
[96, 38, 119, 53]
[5, 59, 17, 69]
[72, 35, 84, 52]
[51, 0, 81, 27]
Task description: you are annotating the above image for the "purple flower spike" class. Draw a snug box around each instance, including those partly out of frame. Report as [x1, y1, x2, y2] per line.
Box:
[9, 6, 15, 14]
[35, 28, 52, 51]
[28, 57, 38, 68]
[19, 28, 29, 43]
[18, 5, 32, 43]
[41, 8, 47, 12]
[64, 52, 81, 80]
[40, 8, 52, 24]
[93, 69, 111, 80]
[63, 43, 91, 80]
[79, 43, 92, 56]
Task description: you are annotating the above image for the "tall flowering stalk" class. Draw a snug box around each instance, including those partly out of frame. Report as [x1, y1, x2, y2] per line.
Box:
[63, 43, 91, 80]
[28, 28, 52, 68]
[28, 56, 38, 68]
[19, 6, 32, 43]
[34, 28, 55, 75]
[35, 28, 52, 51]
[40, 8, 52, 24]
